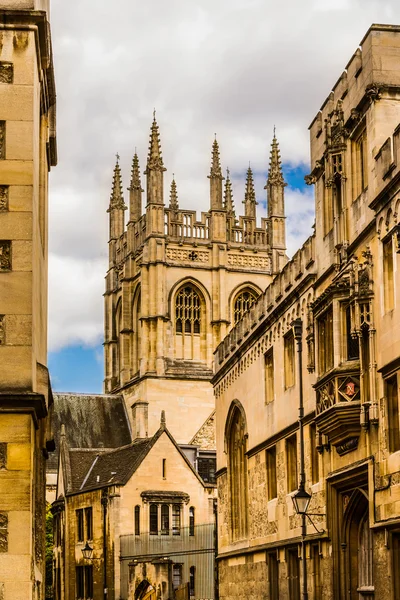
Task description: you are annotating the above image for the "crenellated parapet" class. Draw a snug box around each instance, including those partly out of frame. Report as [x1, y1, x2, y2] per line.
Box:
[214, 235, 315, 372]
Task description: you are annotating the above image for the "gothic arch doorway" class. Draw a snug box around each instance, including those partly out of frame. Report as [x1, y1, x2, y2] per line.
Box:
[341, 488, 374, 599]
[135, 579, 157, 600]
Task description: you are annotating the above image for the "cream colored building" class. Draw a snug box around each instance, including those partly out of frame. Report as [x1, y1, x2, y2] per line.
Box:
[0, 1, 56, 599]
[214, 24, 400, 600]
[53, 409, 216, 600]
[104, 117, 287, 444]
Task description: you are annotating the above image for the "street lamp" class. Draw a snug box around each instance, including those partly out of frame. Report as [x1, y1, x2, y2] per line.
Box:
[81, 541, 94, 560]
[292, 484, 311, 516]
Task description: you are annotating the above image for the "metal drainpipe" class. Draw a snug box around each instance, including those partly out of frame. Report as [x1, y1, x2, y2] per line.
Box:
[292, 318, 308, 600]
[102, 492, 108, 600]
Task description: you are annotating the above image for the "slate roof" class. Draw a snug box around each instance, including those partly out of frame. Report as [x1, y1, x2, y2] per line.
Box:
[68, 449, 104, 493]
[48, 393, 132, 472]
[79, 439, 151, 491]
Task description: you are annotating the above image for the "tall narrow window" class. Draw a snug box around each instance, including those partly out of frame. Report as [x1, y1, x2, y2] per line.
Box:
[288, 548, 300, 600]
[345, 305, 359, 360]
[85, 507, 92, 540]
[175, 285, 204, 360]
[284, 331, 295, 389]
[392, 532, 400, 600]
[318, 307, 334, 374]
[134, 291, 142, 373]
[383, 236, 394, 312]
[228, 407, 248, 541]
[134, 505, 140, 536]
[189, 507, 195, 536]
[233, 289, 258, 323]
[189, 566, 195, 598]
[76, 566, 84, 599]
[172, 504, 181, 535]
[353, 128, 368, 198]
[161, 504, 169, 535]
[267, 551, 279, 600]
[76, 509, 84, 542]
[84, 565, 93, 600]
[387, 374, 400, 453]
[265, 349, 274, 404]
[266, 446, 277, 500]
[310, 424, 319, 485]
[311, 544, 322, 600]
[323, 175, 334, 235]
[150, 504, 158, 535]
[172, 564, 182, 589]
[286, 435, 298, 493]
[162, 458, 166, 479]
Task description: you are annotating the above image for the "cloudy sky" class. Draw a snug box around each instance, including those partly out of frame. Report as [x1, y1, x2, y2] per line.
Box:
[47, 0, 400, 392]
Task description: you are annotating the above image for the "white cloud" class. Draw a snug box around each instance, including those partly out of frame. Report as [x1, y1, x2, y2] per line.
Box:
[48, 0, 400, 350]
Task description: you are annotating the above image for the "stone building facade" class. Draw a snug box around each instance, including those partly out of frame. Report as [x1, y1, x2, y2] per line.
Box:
[0, 1, 56, 599]
[214, 24, 400, 600]
[52, 409, 216, 600]
[103, 116, 287, 445]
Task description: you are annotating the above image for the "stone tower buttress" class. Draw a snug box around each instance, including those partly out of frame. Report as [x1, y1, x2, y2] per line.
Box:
[265, 133, 287, 273]
[128, 152, 143, 223]
[208, 137, 227, 242]
[107, 157, 127, 265]
[144, 113, 166, 236]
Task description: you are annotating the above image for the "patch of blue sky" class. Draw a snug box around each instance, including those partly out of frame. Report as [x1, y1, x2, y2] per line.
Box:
[48, 344, 103, 393]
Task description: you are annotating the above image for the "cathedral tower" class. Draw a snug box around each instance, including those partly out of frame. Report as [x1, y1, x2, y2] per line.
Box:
[104, 119, 287, 442]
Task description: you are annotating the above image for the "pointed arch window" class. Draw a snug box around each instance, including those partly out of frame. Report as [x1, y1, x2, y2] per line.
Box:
[227, 406, 248, 541]
[233, 289, 258, 323]
[174, 285, 205, 361]
[175, 286, 201, 334]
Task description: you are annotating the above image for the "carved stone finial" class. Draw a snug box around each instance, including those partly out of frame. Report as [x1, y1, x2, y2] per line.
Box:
[169, 177, 179, 211]
[224, 167, 235, 216]
[160, 410, 166, 429]
[60, 424, 66, 437]
[108, 157, 127, 212]
[128, 152, 144, 193]
[208, 137, 224, 180]
[145, 113, 167, 174]
[265, 132, 287, 189]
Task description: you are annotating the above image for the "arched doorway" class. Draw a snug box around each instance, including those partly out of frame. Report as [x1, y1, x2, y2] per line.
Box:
[135, 579, 157, 600]
[341, 488, 374, 599]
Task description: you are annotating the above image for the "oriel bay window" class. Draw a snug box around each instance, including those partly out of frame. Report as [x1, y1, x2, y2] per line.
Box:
[318, 307, 334, 374]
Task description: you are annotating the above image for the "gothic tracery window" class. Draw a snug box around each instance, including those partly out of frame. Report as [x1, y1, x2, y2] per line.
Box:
[174, 285, 205, 361]
[175, 286, 201, 334]
[233, 289, 258, 323]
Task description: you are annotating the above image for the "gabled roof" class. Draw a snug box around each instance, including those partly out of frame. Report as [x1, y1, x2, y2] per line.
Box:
[62, 414, 214, 496]
[189, 410, 216, 450]
[48, 393, 132, 472]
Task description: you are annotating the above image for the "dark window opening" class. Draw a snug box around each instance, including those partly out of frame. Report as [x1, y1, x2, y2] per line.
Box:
[197, 456, 216, 483]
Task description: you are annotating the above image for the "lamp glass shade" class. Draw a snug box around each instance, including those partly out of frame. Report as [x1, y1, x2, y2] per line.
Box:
[82, 541, 93, 560]
[293, 487, 311, 515]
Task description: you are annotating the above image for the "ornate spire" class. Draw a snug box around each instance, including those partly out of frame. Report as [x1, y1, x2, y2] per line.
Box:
[224, 167, 235, 216]
[108, 154, 127, 212]
[169, 175, 179, 211]
[208, 135, 224, 180]
[244, 165, 257, 205]
[145, 111, 166, 174]
[265, 130, 286, 188]
[128, 152, 143, 192]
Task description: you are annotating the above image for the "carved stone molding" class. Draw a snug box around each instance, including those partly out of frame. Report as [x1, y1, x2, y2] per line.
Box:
[0, 186, 8, 211]
[0, 62, 13, 84]
[0, 241, 11, 271]
[166, 248, 209, 263]
[227, 254, 270, 270]
[0, 122, 5, 160]
[0, 316, 5, 345]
